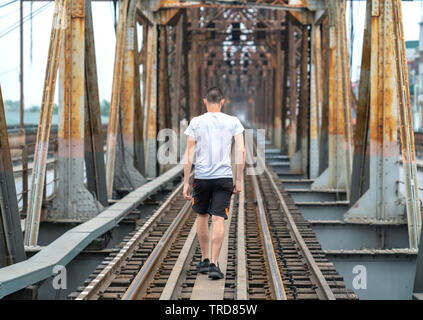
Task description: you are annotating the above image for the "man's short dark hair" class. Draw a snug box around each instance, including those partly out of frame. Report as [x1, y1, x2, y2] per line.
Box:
[205, 87, 224, 104]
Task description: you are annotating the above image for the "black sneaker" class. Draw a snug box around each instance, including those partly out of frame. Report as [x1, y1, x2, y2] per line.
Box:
[196, 258, 210, 274]
[208, 263, 224, 280]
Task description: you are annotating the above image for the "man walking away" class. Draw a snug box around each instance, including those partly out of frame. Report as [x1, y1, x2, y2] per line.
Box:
[183, 87, 246, 280]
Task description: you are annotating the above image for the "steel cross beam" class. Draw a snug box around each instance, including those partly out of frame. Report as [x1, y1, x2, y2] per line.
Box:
[0, 86, 26, 267]
[311, 0, 352, 194]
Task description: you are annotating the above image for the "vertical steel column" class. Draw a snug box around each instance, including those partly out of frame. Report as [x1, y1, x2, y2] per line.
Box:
[144, 23, 158, 178]
[350, 0, 371, 207]
[172, 14, 183, 132]
[181, 11, 190, 122]
[134, 20, 145, 176]
[311, 0, 352, 193]
[25, 0, 67, 246]
[318, 17, 329, 175]
[339, 0, 353, 199]
[267, 69, 274, 140]
[158, 22, 172, 174]
[52, 0, 101, 221]
[189, 9, 200, 119]
[291, 25, 309, 176]
[84, 0, 108, 207]
[345, 0, 415, 239]
[0, 86, 26, 267]
[309, 22, 322, 178]
[281, 37, 289, 155]
[106, 0, 130, 198]
[158, 24, 171, 132]
[391, 0, 421, 248]
[287, 15, 297, 157]
[273, 11, 284, 150]
[273, 36, 284, 150]
[114, 0, 146, 192]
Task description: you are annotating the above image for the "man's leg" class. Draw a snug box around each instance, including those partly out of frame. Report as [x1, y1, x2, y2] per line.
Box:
[210, 215, 225, 264]
[196, 213, 210, 261]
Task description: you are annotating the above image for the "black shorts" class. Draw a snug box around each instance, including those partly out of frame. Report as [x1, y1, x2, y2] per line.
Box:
[191, 178, 234, 220]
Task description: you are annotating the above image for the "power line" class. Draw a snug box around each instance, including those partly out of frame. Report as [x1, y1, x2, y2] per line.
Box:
[0, 2, 22, 20]
[0, 65, 19, 76]
[0, 0, 17, 9]
[0, 2, 51, 38]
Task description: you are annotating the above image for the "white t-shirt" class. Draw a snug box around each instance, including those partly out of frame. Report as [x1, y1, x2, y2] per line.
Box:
[184, 112, 244, 179]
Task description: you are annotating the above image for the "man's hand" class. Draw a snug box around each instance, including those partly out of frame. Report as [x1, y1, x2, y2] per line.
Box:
[233, 179, 242, 194]
[183, 183, 192, 200]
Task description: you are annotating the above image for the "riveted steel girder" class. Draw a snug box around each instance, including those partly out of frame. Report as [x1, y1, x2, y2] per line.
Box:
[53, 0, 103, 222]
[25, 0, 68, 247]
[311, 0, 352, 194]
[345, 0, 421, 250]
[0, 86, 26, 267]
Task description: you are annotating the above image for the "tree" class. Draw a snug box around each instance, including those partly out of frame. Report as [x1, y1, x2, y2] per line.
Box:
[100, 99, 110, 116]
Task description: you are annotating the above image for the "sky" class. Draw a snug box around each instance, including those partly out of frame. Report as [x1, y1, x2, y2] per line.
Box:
[0, 0, 422, 108]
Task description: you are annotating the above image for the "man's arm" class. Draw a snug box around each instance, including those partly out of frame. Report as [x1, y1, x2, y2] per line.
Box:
[233, 132, 246, 194]
[183, 136, 196, 199]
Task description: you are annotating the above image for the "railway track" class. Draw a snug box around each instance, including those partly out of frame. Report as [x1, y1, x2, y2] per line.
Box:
[70, 145, 357, 300]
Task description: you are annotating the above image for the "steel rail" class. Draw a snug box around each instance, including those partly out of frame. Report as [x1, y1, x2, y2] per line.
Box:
[246, 144, 287, 300]
[122, 200, 192, 300]
[250, 172, 287, 300]
[76, 180, 187, 300]
[256, 152, 336, 300]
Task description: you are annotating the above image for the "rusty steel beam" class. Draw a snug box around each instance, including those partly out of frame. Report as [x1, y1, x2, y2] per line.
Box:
[134, 20, 146, 176]
[344, 0, 416, 246]
[338, 0, 353, 198]
[105, 0, 130, 198]
[0, 86, 26, 267]
[291, 25, 309, 175]
[157, 0, 308, 12]
[114, 0, 147, 193]
[311, 0, 352, 193]
[287, 14, 298, 158]
[318, 16, 329, 175]
[273, 33, 283, 150]
[158, 24, 172, 133]
[309, 21, 322, 178]
[350, 0, 371, 207]
[181, 10, 190, 122]
[172, 14, 183, 132]
[52, 0, 101, 222]
[144, 23, 159, 178]
[392, 0, 421, 247]
[25, 0, 67, 247]
[84, 0, 108, 207]
[157, 23, 174, 174]
[188, 25, 200, 117]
